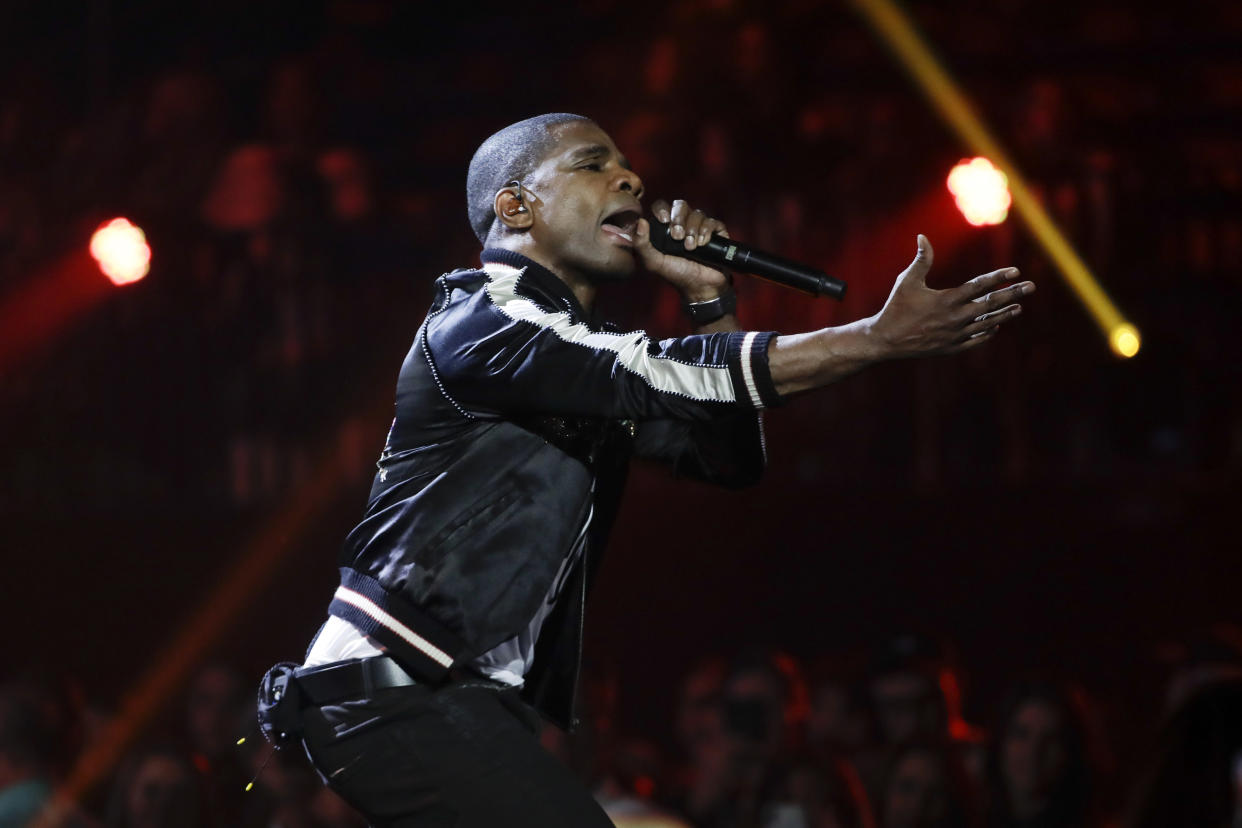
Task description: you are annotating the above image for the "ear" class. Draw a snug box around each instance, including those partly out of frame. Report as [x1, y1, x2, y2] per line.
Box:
[493, 186, 533, 232]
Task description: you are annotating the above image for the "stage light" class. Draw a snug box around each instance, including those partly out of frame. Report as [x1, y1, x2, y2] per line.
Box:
[947, 157, 1011, 226]
[89, 218, 150, 285]
[850, 0, 1140, 356]
[1110, 323, 1141, 358]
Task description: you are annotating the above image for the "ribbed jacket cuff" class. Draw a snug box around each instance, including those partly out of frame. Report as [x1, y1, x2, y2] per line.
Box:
[726, 330, 784, 409]
[329, 568, 467, 682]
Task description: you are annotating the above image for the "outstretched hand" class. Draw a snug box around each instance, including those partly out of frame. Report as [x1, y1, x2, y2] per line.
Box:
[868, 235, 1034, 359]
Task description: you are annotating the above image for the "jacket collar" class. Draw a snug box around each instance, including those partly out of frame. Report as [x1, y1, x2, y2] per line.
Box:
[480, 247, 594, 323]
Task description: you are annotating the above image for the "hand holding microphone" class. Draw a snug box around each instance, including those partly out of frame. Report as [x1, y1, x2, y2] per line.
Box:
[642, 201, 847, 300]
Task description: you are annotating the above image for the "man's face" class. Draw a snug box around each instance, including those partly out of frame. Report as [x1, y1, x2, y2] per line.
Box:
[884, 749, 950, 828]
[1002, 699, 1068, 799]
[871, 671, 944, 745]
[522, 120, 645, 282]
[722, 669, 787, 758]
[187, 666, 246, 758]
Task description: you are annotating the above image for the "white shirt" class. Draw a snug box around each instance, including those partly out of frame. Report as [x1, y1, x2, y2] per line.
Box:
[303, 510, 589, 687]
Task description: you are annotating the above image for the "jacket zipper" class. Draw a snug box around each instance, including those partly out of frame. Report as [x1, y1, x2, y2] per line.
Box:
[568, 483, 594, 730]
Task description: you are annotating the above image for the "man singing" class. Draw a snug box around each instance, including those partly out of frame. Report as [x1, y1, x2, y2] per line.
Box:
[286, 113, 1033, 826]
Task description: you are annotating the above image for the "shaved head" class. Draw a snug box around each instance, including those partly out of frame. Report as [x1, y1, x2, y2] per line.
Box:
[466, 113, 592, 243]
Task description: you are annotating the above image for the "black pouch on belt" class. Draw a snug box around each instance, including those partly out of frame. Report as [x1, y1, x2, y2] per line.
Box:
[256, 661, 305, 748]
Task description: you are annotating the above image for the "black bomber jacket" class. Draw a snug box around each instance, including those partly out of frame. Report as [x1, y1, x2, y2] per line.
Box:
[324, 248, 783, 728]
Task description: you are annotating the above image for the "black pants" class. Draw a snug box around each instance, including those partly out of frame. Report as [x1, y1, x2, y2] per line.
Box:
[300, 678, 615, 827]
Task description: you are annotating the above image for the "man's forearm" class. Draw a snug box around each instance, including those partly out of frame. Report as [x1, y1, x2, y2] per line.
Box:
[696, 313, 883, 397]
[767, 318, 887, 397]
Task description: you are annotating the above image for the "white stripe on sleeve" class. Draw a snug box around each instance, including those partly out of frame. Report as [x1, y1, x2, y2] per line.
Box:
[483, 262, 739, 404]
[739, 330, 762, 407]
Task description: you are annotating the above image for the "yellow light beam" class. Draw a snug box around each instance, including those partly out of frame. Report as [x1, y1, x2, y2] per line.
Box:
[847, 0, 1140, 357]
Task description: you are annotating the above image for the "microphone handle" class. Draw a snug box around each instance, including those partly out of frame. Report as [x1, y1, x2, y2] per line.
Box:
[704, 237, 847, 300]
[648, 220, 847, 300]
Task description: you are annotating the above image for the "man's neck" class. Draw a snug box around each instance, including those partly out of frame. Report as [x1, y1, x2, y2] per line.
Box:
[490, 239, 597, 312]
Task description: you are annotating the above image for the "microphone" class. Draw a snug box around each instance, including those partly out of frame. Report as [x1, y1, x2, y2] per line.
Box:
[647, 218, 847, 300]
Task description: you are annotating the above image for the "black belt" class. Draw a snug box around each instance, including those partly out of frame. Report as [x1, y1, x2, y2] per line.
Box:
[294, 656, 419, 705]
[294, 656, 503, 705]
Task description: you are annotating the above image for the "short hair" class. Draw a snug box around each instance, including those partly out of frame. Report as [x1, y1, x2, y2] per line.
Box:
[466, 113, 592, 243]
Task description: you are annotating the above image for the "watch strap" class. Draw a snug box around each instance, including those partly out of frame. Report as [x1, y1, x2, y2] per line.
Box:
[682, 288, 737, 325]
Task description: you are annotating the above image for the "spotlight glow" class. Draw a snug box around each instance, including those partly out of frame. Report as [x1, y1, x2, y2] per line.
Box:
[89, 218, 151, 285]
[946, 157, 1011, 226]
[1110, 323, 1141, 358]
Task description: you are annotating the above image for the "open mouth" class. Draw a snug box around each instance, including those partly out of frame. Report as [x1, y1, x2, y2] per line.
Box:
[600, 209, 640, 245]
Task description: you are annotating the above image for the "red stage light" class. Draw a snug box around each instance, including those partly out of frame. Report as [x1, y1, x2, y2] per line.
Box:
[946, 157, 1011, 226]
[89, 218, 151, 285]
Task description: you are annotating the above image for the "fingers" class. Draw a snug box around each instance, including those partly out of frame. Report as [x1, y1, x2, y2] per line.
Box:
[633, 216, 677, 272]
[633, 217, 660, 267]
[683, 209, 708, 249]
[676, 202, 709, 250]
[958, 303, 1022, 339]
[958, 281, 1035, 323]
[951, 326, 1001, 352]
[954, 267, 1028, 302]
[652, 199, 727, 251]
[917, 234, 934, 268]
[635, 216, 651, 245]
[667, 199, 691, 242]
[692, 216, 727, 249]
[900, 234, 935, 286]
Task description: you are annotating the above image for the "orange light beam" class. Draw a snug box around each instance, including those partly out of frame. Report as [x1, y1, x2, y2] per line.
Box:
[41, 389, 390, 822]
[0, 251, 111, 375]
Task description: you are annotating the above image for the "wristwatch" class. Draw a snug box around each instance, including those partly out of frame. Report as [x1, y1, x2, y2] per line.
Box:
[682, 287, 737, 325]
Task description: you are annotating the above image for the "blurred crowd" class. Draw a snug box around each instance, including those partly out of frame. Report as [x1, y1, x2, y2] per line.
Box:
[2, 0, 1241, 826]
[5, 628, 1242, 827]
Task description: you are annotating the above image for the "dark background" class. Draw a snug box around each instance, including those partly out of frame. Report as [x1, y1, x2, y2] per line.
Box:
[1, 0, 1237, 797]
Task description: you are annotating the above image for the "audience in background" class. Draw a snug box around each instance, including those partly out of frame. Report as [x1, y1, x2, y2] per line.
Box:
[1126, 678, 1242, 828]
[0, 682, 67, 827]
[0, 681, 93, 828]
[8, 633, 1241, 827]
[879, 743, 978, 828]
[181, 665, 252, 827]
[984, 683, 1095, 828]
[104, 746, 205, 828]
[1, 1, 1239, 826]
[807, 658, 873, 763]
